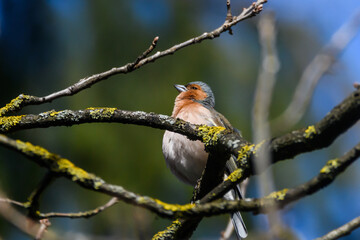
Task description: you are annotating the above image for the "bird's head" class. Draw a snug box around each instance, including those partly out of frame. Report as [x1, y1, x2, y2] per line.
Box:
[174, 81, 215, 108]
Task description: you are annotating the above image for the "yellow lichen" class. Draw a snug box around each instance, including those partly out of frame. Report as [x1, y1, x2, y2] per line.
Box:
[197, 125, 226, 146]
[87, 107, 116, 120]
[57, 158, 90, 181]
[154, 199, 195, 212]
[15, 139, 93, 183]
[237, 144, 255, 161]
[0, 115, 24, 131]
[304, 125, 317, 139]
[266, 189, 289, 201]
[152, 219, 182, 240]
[320, 158, 340, 174]
[0, 94, 31, 117]
[49, 110, 59, 117]
[225, 168, 243, 182]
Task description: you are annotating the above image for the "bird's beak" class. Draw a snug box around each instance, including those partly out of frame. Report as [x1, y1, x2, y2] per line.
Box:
[174, 84, 187, 92]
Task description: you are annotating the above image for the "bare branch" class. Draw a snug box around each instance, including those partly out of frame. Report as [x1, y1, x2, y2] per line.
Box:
[36, 219, 51, 240]
[0, 190, 58, 239]
[39, 197, 119, 219]
[0, 0, 266, 118]
[272, 10, 360, 132]
[314, 216, 360, 240]
[28, 173, 55, 218]
[225, 0, 233, 35]
[0, 197, 27, 208]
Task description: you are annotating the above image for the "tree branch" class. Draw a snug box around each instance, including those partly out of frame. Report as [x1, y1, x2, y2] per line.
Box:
[0, 0, 266, 118]
[314, 216, 360, 240]
[39, 197, 119, 219]
[0, 87, 359, 198]
[0, 126, 359, 225]
[27, 172, 55, 218]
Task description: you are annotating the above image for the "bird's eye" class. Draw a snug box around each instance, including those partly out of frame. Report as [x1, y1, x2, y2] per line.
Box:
[191, 86, 198, 90]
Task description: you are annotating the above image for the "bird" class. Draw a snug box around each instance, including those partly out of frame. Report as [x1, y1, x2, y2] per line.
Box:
[162, 81, 247, 239]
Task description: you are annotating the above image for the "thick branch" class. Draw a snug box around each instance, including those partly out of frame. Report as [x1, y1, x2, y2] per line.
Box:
[0, 134, 359, 222]
[1, 87, 359, 191]
[0, 108, 199, 138]
[197, 86, 360, 208]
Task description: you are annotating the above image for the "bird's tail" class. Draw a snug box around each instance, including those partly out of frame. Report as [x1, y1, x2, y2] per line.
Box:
[224, 187, 248, 239]
[225, 156, 248, 239]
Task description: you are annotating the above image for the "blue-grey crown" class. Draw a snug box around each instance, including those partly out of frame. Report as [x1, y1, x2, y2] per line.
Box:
[187, 81, 215, 108]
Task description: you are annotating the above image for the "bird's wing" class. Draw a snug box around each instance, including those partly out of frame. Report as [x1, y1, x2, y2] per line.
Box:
[207, 108, 248, 239]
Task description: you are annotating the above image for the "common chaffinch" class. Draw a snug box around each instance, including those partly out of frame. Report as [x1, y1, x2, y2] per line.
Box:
[162, 81, 247, 239]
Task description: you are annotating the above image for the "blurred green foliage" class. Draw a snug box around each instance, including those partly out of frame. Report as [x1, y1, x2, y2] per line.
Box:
[0, 1, 358, 239]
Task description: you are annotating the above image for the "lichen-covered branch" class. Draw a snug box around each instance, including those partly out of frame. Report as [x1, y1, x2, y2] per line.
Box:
[0, 87, 359, 202]
[151, 141, 360, 218]
[0, 134, 198, 219]
[151, 141, 360, 239]
[0, 132, 359, 229]
[2, 86, 360, 160]
[0, 108, 199, 137]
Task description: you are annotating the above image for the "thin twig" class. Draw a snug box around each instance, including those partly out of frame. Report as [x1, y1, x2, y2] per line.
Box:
[36, 219, 51, 240]
[0, 197, 27, 208]
[28, 172, 55, 218]
[0, 190, 58, 239]
[39, 197, 119, 219]
[314, 216, 360, 240]
[272, 10, 360, 132]
[0, 0, 266, 117]
[226, 0, 233, 35]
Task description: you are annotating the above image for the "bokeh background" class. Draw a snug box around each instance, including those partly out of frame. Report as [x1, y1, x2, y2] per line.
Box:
[1, 0, 360, 239]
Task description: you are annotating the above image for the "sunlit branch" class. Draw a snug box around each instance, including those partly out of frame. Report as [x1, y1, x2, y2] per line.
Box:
[0, 0, 266, 118]
[314, 216, 360, 240]
[0, 87, 359, 191]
